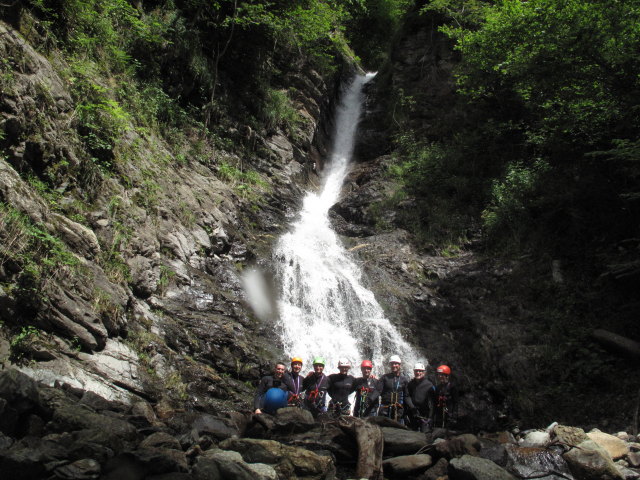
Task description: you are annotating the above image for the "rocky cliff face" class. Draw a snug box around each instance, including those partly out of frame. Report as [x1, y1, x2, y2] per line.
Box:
[0, 17, 357, 413]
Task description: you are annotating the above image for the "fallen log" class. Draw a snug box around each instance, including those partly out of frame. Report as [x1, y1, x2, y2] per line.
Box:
[338, 416, 384, 480]
[591, 329, 640, 359]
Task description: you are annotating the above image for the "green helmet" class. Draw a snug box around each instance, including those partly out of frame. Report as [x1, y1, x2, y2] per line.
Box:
[312, 356, 325, 366]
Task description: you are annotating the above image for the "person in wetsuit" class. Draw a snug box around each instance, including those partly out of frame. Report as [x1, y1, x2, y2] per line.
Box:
[286, 356, 304, 407]
[407, 361, 433, 431]
[254, 362, 293, 414]
[427, 364, 459, 430]
[369, 355, 414, 424]
[327, 358, 356, 416]
[353, 359, 378, 417]
[302, 357, 329, 417]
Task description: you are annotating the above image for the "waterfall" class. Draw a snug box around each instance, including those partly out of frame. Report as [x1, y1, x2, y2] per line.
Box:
[272, 74, 419, 377]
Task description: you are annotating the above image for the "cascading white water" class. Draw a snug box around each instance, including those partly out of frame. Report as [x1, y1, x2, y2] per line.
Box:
[273, 74, 419, 377]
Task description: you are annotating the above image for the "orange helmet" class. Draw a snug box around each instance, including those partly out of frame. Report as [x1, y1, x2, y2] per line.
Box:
[436, 365, 451, 375]
[291, 357, 303, 365]
[361, 360, 373, 368]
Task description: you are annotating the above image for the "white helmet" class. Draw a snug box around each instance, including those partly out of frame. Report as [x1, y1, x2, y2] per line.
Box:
[413, 362, 426, 371]
[388, 355, 402, 364]
[338, 358, 351, 368]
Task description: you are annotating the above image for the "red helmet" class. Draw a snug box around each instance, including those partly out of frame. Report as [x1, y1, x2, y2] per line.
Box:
[436, 365, 451, 375]
[361, 360, 373, 368]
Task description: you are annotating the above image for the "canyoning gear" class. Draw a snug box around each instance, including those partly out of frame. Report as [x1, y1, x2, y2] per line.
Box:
[361, 360, 373, 369]
[291, 357, 303, 365]
[428, 381, 459, 429]
[436, 365, 451, 375]
[338, 358, 351, 368]
[285, 370, 303, 406]
[353, 375, 378, 418]
[328, 400, 351, 417]
[370, 372, 414, 425]
[413, 362, 426, 371]
[327, 372, 356, 411]
[312, 357, 326, 366]
[263, 387, 288, 414]
[254, 374, 294, 411]
[302, 372, 329, 417]
[388, 355, 402, 364]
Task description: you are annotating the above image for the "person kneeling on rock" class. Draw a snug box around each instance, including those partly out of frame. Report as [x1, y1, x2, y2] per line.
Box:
[368, 355, 414, 424]
[254, 362, 293, 415]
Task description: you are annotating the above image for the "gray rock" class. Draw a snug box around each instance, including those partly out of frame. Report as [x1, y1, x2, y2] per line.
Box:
[563, 439, 624, 480]
[422, 457, 449, 480]
[131, 447, 189, 474]
[504, 444, 571, 479]
[273, 406, 315, 432]
[191, 413, 241, 441]
[449, 454, 517, 480]
[139, 432, 182, 450]
[192, 449, 256, 480]
[53, 458, 101, 479]
[381, 427, 428, 455]
[383, 453, 433, 477]
[628, 451, 640, 468]
[219, 437, 336, 479]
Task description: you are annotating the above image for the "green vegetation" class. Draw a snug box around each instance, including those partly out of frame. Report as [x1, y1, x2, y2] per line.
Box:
[390, 0, 640, 258]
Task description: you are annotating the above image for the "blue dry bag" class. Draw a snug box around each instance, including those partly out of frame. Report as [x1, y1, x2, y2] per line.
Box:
[263, 387, 288, 414]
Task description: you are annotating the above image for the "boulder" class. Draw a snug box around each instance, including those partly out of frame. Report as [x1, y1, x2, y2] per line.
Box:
[383, 453, 433, 477]
[449, 454, 517, 480]
[219, 437, 335, 479]
[587, 429, 630, 460]
[191, 413, 241, 441]
[52, 458, 101, 480]
[504, 444, 571, 479]
[434, 434, 481, 459]
[381, 427, 428, 455]
[192, 449, 271, 480]
[273, 406, 315, 432]
[554, 424, 588, 446]
[563, 439, 624, 480]
[422, 457, 449, 480]
[139, 432, 182, 450]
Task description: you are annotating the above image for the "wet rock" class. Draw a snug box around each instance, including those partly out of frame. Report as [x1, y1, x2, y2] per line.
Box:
[274, 422, 354, 459]
[588, 429, 630, 460]
[130, 446, 189, 474]
[477, 437, 509, 466]
[504, 444, 572, 479]
[383, 453, 433, 477]
[563, 439, 624, 480]
[53, 458, 101, 479]
[449, 454, 517, 480]
[381, 427, 429, 455]
[190, 413, 241, 441]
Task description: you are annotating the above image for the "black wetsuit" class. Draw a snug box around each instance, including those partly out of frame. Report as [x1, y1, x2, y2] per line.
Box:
[428, 381, 459, 429]
[302, 373, 329, 416]
[285, 371, 304, 407]
[369, 373, 414, 423]
[253, 375, 293, 411]
[407, 376, 434, 431]
[353, 376, 378, 417]
[327, 373, 356, 415]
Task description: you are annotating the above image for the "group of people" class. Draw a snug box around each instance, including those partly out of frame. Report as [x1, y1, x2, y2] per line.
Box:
[253, 355, 458, 432]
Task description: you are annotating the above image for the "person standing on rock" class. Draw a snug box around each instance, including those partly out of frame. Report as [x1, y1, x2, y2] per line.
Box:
[353, 359, 378, 417]
[427, 364, 459, 430]
[327, 358, 357, 416]
[407, 362, 433, 431]
[368, 355, 414, 424]
[286, 356, 304, 407]
[254, 362, 293, 415]
[302, 357, 329, 417]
